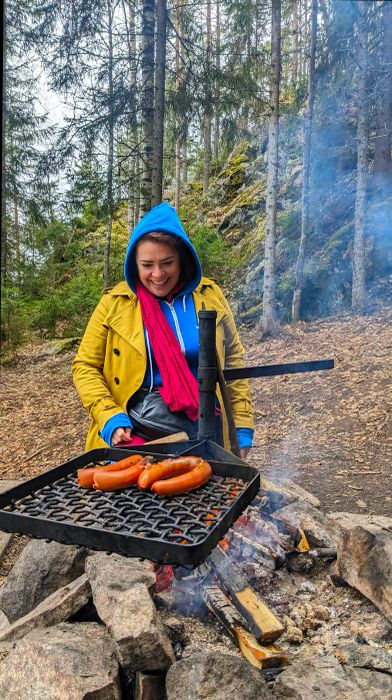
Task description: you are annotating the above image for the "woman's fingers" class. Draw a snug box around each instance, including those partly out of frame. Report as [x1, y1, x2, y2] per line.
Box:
[111, 427, 132, 446]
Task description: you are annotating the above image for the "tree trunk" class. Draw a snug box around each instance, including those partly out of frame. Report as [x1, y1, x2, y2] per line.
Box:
[151, 0, 167, 206]
[293, 0, 299, 83]
[373, 0, 392, 197]
[104, 0, 114, 288]
[175, 1, 181, 210]
[124, 0, 139, 233]
[352, 0, 368, 313]
[203, 0, 212, 194]
[292, 0, 317, 323]
[213, 0, 221, 159]
[261, 0, 281, 336]
[1, 12, 7, 281]
[182, 139, 188, 184]
[140, 0, 156, 215]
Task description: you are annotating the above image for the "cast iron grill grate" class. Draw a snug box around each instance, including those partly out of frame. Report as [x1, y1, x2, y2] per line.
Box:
[3, 472, 244, 544]
[0, 443, 260, 565]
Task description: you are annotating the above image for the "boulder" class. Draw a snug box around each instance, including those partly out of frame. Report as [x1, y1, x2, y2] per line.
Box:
[165, 652, 272, 700]
[86, 552, 174, 671]
[273, 500, 341, 548]
[0, 574, 90, 642]
[334, 640, 392, 675]
[0, 540, 88, 622]
[85, 551, 156, 594]
[350, 610, 392, 643]
[344, 667, 392, 698]
[261, 477, 320, 511]
[0, 622, 121, 699]
[328, 511, 392, 534]
[0, 612, 8, 631]
[273, 654, 391, 699]
[337, 525, 392, 622]
[0, 533, 13, 563]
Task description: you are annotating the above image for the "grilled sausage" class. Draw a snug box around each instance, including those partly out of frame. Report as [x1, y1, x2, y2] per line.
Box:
[151, 460, 212, 496]
[77, 454, 144, 488]
[93, 462, 145, 490]
[137, 456, 203, 490]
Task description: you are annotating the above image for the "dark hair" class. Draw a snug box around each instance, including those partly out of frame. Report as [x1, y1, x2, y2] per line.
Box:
[136, 231, 197, 286]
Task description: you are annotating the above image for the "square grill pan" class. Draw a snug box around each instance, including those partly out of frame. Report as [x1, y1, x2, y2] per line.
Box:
[0, 441, 260, 566]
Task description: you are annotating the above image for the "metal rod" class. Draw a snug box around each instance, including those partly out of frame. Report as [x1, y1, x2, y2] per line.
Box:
[216, 352, 241, 457]
[197, 310, 218, 441]
[223, 359, 334, 381]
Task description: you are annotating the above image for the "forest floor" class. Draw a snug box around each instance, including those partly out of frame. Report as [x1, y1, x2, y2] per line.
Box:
[0, 303, 391, 516]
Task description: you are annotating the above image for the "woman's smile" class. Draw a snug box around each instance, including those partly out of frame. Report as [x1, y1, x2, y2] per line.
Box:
[136, 240, 181, 297]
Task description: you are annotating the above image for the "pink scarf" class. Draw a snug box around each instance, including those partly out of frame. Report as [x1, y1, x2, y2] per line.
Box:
[136, 282, 199, 421]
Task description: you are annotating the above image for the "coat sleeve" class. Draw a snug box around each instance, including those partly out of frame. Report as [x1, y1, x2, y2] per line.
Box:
[215, 285, 255, 431]
[71, 295, 126, 434]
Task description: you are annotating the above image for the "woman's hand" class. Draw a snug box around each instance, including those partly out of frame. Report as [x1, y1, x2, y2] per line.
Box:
[240, 446, 251, 460]
[111, 427, 132, 446]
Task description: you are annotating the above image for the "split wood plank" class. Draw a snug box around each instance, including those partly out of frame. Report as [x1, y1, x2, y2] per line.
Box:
[203, 584, 288, 669]
[209, 547, 285, 643]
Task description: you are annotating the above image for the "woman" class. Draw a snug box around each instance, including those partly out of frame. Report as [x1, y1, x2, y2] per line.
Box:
[72, 202, 254, 458]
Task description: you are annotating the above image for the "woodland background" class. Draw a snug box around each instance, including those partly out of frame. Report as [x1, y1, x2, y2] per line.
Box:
[1, 0, 392, 358]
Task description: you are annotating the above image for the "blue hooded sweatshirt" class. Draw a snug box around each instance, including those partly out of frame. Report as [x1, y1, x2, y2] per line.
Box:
[124, 201, 202, 294]
[101, 202, 253, 449]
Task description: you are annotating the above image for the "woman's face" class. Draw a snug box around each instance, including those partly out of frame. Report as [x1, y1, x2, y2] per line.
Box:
[135, 239, 181, 297]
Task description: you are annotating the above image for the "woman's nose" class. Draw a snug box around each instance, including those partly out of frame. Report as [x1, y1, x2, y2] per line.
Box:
[151, 266, 164, 278]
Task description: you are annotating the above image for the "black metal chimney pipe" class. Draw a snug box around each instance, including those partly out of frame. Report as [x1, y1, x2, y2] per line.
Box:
[197, 310, 218, 441]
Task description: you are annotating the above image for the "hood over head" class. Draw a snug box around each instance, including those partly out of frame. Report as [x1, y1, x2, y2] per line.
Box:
[124, 202, 202, 295]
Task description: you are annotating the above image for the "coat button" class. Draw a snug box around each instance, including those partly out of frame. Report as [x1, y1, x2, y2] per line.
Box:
[113, 348, 120, 356]
[114, 377, 120, 385]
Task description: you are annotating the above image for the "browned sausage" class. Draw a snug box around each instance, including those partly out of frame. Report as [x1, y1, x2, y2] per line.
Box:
[137, 456, 203, 490]
[151, 460, 212, 496]
[77, 454, 144, 488]
[93, 462, 145, 490]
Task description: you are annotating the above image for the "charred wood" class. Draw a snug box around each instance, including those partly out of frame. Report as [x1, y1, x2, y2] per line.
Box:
[203, 584, 289, 670]
[225, 530, 281, 571]
[209, 547, 285, 643]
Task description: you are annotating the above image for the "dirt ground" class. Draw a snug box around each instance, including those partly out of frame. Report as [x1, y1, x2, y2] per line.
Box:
[1, 304, 391, 517]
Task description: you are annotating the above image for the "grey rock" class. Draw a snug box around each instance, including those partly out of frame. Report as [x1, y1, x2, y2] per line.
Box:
[350, 610, 392, 642]
[0, 539, 88, 622]
[335, 640, 392, 674]
[162, 616, 187, 644]
[0, 612, 8, 631]
[328, 512, 392, 535]
[85, 551, 156, 594]
[273, 500, 341, 548]
[344, 667, 392, 698]
[274, 655, 369, 699]
[165, 652, 272, 700]
[261, 477, 321, 511]
[337, 525, 392, 622]
[0, 574, 90, 642]
[86, 552, 174, 671]
[0, 533, 13, 563]
[0, 622, 121, 699]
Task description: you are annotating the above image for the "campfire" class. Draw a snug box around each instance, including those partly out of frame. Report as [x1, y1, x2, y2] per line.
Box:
[0, 469, 391, 698]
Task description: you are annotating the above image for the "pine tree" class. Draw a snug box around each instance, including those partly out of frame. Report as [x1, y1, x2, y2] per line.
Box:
[261, 0, 281, 336]
[292, 0, 317, 322]
[352, 0, 368, 313]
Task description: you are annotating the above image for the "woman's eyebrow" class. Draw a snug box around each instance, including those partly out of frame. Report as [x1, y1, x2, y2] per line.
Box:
[139, 256, 175, 263]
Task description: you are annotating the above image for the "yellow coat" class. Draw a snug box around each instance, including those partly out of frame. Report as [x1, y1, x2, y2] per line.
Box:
[72, 277, 254, 451]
